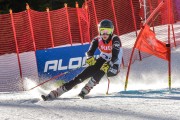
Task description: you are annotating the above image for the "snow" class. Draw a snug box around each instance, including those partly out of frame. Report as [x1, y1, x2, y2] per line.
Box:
[0, 45, 180, 120]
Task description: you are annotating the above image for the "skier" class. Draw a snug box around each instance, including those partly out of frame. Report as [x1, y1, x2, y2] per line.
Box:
[41, 19, 123, 101]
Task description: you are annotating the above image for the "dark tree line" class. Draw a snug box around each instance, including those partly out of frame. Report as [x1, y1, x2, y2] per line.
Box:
[0, 0, 85, 14]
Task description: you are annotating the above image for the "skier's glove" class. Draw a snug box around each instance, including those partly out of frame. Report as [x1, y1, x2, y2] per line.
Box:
[86, 57, 96, 66]
[100, 62, 110, 73]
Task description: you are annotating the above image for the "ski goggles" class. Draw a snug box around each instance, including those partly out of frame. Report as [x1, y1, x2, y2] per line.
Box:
[99, 28, 113, 35]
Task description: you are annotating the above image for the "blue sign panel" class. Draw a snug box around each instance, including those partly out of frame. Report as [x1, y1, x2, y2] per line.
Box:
[36, 44, 99, 82]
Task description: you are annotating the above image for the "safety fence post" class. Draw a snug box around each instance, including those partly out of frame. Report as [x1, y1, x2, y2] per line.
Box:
[64, 3, 72, 45]
[46, 8, 54, 48]
[26, 3, 36, 51]
[10, 9, 24, 90]
[76, 2, 83, 44]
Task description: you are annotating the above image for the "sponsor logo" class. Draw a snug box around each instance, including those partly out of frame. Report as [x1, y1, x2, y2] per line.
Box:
[108, 68, 117, 74]
[44, 55, 99, 72]
[44, 57, 86, 72]
[113, 41, 120, 50]
[100, 46, 112, 51]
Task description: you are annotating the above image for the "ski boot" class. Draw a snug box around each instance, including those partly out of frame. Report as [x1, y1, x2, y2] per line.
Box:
[41, 94, 51, 101]
[78, 91, 86, 99]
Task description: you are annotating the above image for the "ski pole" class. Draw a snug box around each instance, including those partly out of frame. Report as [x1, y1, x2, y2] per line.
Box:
[28, 65, 85, 91]
[106, 69, 121, 94]
[106, 76, 110, 95]
[106, 69, 120, 95]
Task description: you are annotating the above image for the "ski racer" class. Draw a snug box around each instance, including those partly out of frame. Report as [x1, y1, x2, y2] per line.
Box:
[41, 19, 123, 101]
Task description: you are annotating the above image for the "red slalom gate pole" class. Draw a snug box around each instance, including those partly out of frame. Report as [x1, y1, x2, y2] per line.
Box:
[106, 76, 110, 95]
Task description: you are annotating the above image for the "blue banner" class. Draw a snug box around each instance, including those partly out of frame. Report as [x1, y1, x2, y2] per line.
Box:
[36, 44, 99, 82]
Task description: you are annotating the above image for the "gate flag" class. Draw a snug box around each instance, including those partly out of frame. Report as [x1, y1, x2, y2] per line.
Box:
[135, 25, 169, 61]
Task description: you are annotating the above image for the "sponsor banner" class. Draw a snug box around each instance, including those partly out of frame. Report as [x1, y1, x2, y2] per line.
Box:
[36, 44, 99, 82]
